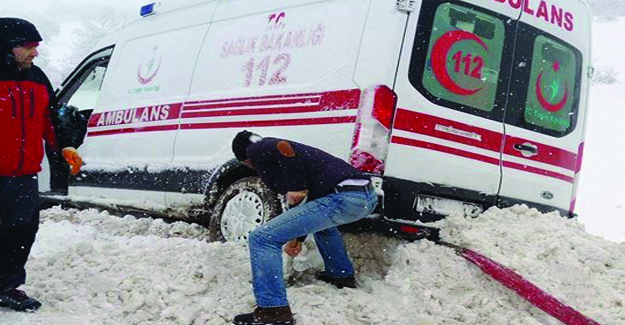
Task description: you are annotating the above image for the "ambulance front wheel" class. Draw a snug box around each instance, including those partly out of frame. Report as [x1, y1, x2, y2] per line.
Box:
[208, 176, 282, 242]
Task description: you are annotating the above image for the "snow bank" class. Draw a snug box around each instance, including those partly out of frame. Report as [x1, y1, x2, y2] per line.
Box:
[1, 205, 623, 324]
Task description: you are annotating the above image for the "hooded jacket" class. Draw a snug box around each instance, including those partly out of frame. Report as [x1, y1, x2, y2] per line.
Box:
[0, 18, 65, 176]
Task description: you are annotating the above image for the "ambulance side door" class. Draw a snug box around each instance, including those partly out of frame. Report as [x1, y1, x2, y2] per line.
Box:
[39, 47, 112, 194]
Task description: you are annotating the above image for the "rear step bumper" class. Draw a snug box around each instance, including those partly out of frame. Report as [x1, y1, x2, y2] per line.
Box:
[381, 176, 495, 223]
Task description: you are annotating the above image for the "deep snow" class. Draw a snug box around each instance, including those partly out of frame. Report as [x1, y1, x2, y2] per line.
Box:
[1, 205, 623, 324]
[575, 17, 625, 244]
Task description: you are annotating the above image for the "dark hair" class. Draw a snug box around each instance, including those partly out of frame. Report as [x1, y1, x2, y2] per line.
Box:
[232, 130, 261, 161]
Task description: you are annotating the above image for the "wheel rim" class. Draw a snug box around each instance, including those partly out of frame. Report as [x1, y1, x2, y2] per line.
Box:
[221, 190, 265, 242]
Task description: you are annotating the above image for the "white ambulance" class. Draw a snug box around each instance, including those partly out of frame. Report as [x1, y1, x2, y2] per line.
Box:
[44, 0, 592, 241]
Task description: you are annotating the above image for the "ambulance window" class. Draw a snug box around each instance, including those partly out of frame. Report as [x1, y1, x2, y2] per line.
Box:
[58, 47, 113, 112]
[523, 36, 580, 134]
[505, 25, 582, 137]
[409, 1, 512, 121]
[66, 62, 108, 110]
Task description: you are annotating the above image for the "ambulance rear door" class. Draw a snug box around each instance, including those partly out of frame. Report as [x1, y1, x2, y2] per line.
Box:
[384, 0, 521, 222]
[498, 0, 591, 215]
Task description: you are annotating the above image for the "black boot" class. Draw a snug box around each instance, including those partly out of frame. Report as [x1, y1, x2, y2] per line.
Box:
[233, 305, 295, 325]
[316, 272, 357, 289]
[0, 289, 41, 311]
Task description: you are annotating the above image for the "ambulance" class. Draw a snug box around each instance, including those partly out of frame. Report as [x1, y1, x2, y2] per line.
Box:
[43, 0, 593, 241]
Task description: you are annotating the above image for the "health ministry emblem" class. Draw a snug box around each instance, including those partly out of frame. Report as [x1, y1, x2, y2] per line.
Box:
[536, 60, 568, 112]
[138, 45, 161, 85]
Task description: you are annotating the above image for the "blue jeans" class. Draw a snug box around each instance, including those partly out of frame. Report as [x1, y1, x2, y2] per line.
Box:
[248, 186, 378, 307]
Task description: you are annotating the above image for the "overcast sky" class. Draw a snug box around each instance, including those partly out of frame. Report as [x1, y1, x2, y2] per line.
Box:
[1, 0, 147, 22]
[2, 0, 146, 13]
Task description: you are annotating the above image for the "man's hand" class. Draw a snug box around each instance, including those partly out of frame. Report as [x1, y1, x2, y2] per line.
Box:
[284, 240, 302, 257]
[286, 190, 309, 207]
[62, 147, 83, 175]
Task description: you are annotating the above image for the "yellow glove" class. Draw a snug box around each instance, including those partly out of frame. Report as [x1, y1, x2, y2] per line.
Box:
[62, 147, 83, 175]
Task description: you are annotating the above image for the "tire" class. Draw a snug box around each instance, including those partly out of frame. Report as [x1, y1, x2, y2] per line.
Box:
[209, 176, 282, 242]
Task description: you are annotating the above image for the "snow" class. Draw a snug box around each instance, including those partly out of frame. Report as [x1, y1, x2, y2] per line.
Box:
[1, 205, 623, 324]
[575, 18, 625, 244]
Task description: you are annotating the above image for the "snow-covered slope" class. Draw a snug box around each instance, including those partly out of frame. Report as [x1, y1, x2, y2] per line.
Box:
[1, 205, 623, 324]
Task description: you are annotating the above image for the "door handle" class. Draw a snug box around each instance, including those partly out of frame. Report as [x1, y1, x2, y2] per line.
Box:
[513, 142, 538, 157]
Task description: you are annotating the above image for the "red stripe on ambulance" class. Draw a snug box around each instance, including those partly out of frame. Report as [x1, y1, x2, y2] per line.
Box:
[180, 89, 360, 119]
[181, 105, 355, 119]
[183, 89, 360, 106]
[393, 108, 503, 153]
[183, 97, 320, 111]
[181, 116, 356, 130]
[502, 135, 577, 172]
[502, 161, 574, 183]
[392, 108, 576, 183]
[88, 124, 179, 137]
[392, 136, 500, 166]
[87, 89, 360, 136]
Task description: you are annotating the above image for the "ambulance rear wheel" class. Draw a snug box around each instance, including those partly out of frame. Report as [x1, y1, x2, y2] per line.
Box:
[209, 176, 282, 242]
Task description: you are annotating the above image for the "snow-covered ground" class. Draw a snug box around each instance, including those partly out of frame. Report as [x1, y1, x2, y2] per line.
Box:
[1, 8, 625, 325]
[1, 205, 623, 324]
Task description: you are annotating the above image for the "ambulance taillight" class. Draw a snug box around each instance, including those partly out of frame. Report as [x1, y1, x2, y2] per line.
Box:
[350, 85, 398, 174]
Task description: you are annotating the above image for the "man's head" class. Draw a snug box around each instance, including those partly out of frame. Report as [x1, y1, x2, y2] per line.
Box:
[232, 130, 262, 163]
[0, 18, 42, 71]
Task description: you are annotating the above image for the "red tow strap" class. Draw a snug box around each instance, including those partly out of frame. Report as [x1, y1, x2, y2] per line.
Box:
[440, 242, 601, 325]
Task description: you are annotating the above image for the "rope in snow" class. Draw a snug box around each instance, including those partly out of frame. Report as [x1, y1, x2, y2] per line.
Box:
[439, 242, 602, 325]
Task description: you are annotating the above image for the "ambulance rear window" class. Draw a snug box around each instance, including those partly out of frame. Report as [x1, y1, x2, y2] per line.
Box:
[505, 23, 583, 137]
[523, 36, 580, 133]
[409, 1, 511, 121]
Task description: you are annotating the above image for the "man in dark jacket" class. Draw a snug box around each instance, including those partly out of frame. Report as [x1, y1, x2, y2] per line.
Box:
[231, 130, 378, 325]
[0, 17, 83, 312]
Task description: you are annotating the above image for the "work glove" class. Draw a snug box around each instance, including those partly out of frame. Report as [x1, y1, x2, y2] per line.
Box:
[62, 147, 83, 175]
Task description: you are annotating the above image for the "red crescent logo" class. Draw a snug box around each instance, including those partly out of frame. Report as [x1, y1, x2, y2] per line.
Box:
[431, 30, 488, 96]
[138, 51, 161, 85]
[536, 73, 568, 112]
